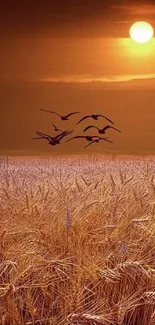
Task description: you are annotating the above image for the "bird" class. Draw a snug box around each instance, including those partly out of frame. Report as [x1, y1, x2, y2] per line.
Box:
[83, 125, 121, 134]
[35, 129, 72, 139]
[84, 137, 114, 148]
[41, 109, 80, 120]
[32, 134, 58, 146]
[76, 114, 114, 125]
[32, 130, 73, 146]
[52, 123, 63, 132]
[66, 135, 101, 143]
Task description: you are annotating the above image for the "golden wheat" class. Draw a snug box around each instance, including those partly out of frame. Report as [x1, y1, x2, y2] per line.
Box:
[0, 155, 155, 324]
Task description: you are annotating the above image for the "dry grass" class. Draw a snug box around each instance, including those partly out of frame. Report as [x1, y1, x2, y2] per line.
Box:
[0, 154, 155, 324]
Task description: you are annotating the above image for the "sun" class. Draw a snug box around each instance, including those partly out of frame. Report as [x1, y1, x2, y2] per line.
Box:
[129, 21, 154, 44]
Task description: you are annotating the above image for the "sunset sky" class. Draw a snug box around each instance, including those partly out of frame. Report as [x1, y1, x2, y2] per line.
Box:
[1, 0, 155, 155]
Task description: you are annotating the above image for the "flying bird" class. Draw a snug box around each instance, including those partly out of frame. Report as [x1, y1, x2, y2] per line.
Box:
[52, 123, 63, 132]
[32, 133, 58, 146]
[85, 137, 114, 148]
[66, 135, 101, 143]
[32, 130, 73, 146]
[35, 129, 71, 139]
[83, 125, 121, 134]
[41, 109, 80, 120]
[76, 114, 114, 125]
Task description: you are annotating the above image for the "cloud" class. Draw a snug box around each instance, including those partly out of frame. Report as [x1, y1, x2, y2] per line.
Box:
[36, 74, 155, 83]
[112, 4, 155, 16]
[2, 73, 155, 89]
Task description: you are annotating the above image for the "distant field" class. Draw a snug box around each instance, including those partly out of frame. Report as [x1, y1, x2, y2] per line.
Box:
[0, 155, 155, 325]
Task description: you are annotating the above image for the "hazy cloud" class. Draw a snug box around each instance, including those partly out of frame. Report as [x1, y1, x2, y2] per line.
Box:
[37, 74, 155, 84]
[112, 4, 155, 16]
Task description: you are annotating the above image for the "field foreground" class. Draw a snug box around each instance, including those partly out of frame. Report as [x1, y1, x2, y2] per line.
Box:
[1, 154, 155, 325]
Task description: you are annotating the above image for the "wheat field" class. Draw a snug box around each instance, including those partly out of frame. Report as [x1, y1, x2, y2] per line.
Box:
[1, 154, 155, 325]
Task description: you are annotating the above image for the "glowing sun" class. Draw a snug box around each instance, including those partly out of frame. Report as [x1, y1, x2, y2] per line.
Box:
[129, 21, 154, 44]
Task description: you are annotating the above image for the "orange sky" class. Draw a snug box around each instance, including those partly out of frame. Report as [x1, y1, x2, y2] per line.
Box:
[1, 1, 155, 154]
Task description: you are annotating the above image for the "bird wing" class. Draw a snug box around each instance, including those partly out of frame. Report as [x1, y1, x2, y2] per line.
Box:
[58, 130, 73, 141]
[54, 131, 67, 139]
[41, 109, 61, 117]
[58, 134, 68, 142]
[54, 130, 69, 139]
[112, 127, 121, 132]
[98, 115, 115, 125]
[36, 131, 52, 138]
[84, 141, 95, 148]
[76, 115, 90, 125]
[103, 125, 121, 133]
[98, 137, 114, 143]
[66, 112, 80, 117]
[83, 125, 96, 132]
[102, 125, 110, 131]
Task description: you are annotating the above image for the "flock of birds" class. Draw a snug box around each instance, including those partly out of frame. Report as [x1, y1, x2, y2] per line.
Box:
[32, 110, 121, 149]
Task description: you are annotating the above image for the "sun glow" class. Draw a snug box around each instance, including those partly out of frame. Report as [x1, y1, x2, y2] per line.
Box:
[129, 21, 154, 44]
